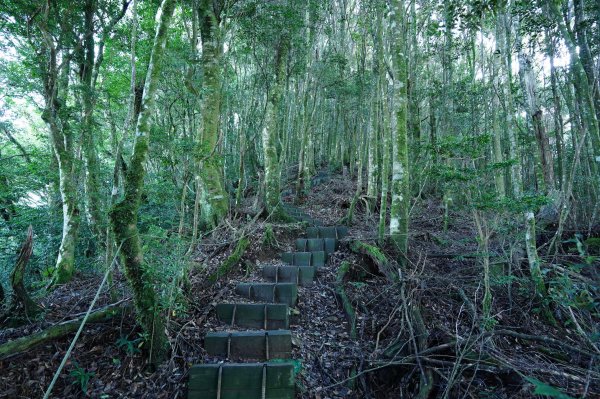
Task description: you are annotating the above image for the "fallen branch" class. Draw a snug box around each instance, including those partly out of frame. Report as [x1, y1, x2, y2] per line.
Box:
[0, 302, 127, 360]
[335, 261, 357, 339]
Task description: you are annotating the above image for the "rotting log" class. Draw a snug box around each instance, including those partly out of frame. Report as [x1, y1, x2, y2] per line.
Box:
[0, 303, 126, 359]
[209, 237, 250, 282]
[335, 261, 357, 339]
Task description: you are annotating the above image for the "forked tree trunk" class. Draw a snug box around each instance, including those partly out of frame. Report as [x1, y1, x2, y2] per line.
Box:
[109, 0, 177, 366]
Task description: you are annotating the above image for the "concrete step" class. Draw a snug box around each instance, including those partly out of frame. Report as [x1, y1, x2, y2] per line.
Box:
[280, 251, 326, 267]
[262, 265, 316, 285]
[281, 204, 323, 226]
[306, 225, 348, 240]
[188, 362, 295, 399]
[295, 238, 337, 254]
[235, 283, 298, 306]
[204, 330, 292, 360]
[215, 303, 289, 330]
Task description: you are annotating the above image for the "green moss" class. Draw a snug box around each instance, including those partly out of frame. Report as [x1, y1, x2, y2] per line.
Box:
[350, 241, 388, 264]
[209, 237, 250, 282]
[584, 237, 600, 255]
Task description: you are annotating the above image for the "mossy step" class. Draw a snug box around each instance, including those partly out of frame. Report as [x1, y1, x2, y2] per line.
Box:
[262, 265, 316, 285]
[295, 238, 337, 254]
[235, 283, 298, 306]
[188, 362, 295, 398]
[306, 226, 348, 240]
[215, 303, 289, 330]
[204, 330, 292, 360]
[280, 251, 326, 267]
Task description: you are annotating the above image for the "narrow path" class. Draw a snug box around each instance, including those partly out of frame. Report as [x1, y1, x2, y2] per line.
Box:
[187, 196, 349, 398]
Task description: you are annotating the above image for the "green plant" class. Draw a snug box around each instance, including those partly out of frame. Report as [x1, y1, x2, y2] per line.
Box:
[69, 362, 94, 394]
[262, 224, 277, 247]
[525, 377, 576, 399]
[116, 335, 143, 356]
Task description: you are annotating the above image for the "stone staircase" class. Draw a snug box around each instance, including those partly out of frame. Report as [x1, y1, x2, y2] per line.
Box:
[187, 201, 347, 399]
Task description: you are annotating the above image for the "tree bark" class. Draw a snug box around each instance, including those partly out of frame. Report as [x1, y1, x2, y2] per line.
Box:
[262, 37, 289, 218]
[0, 304, 124, 360]
[9, 226, 41, 320]
[390, 0, 409, 263]
[517, 42, 555, 192]
[109, 0, 177, 366]
[195, 0, 229, 229]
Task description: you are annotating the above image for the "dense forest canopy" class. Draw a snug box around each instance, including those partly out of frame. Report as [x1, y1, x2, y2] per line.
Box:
[0, 0, 599, 397]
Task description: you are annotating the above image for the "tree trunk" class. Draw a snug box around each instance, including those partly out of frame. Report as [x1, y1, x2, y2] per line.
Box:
[375, 2, 390, 245]
[390, 0, 409, 263]
[262, 37, 289, 218]
[195, 0, 229, 229]
[109, 0, 177, 366]
[42, 57, 81, 285]
[517, 45, 555, 193]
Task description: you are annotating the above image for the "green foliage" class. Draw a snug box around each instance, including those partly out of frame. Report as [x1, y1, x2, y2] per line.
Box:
[69, 361, 95, 394]
[262, 224, 276, 247]
[116, 335, 143, 356]
[525, 377, 576, 399]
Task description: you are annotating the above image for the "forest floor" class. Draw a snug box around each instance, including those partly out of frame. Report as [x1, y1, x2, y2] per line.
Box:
[0, 170, 598, 398]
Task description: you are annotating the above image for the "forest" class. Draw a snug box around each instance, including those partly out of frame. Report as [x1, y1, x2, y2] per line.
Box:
[0, 0, 599, 397]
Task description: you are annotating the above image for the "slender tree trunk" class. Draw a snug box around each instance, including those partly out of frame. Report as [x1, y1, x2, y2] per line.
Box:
[548, 0, 600, 167]
[109, 0, 177, 366]
[573, 0, 600, 129]
[262, 37, 289, 218]
[80, 0, 106, 246]
[516, 33, 555, 193]
[376, 2, 390, 245]
[41, 48, 81, 284]
[497, 5, 546, 299]
[546, 33, 565, 189]
[390, 0, 409, 263]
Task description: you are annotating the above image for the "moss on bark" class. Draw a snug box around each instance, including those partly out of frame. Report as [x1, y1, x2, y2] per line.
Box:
[209, 237, 249, 282]
[110, 0, 176, 367]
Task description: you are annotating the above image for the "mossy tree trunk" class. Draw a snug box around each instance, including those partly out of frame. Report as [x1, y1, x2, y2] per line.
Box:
[109, 0, 177, 366]
[296, 2, 316, 203]
[38, 28, 80, 284]
[390, 0, 409, 262]
[262, 37, 289, 218]
[195, 0, 229, 229]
